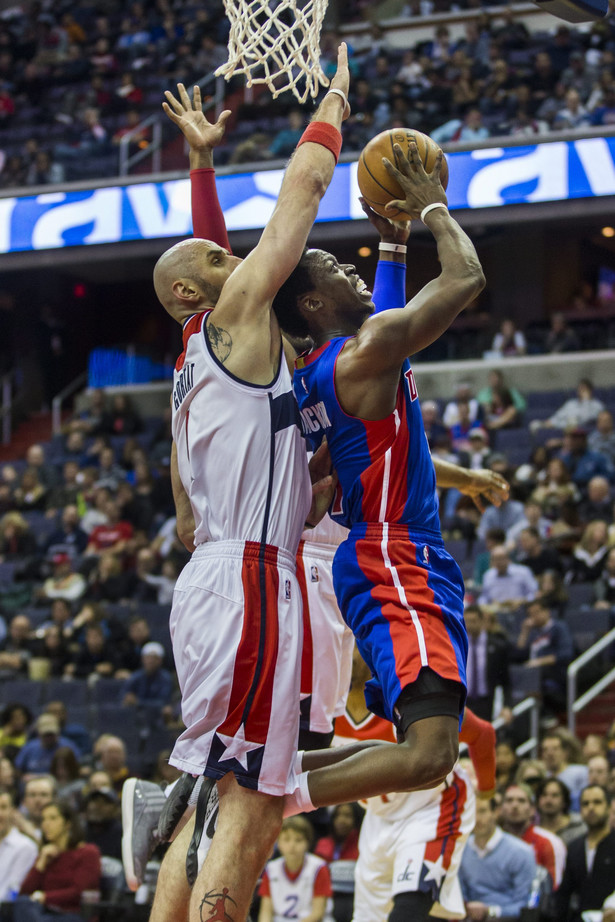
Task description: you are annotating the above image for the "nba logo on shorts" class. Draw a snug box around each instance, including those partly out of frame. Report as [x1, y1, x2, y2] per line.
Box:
[310, 565, 319, 583]
[285, 579, 292, 600]
[423, 546, 429, 565]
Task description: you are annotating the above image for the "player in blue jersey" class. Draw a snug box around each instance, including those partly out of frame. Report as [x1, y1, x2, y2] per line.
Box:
[271, 142, 486, 816]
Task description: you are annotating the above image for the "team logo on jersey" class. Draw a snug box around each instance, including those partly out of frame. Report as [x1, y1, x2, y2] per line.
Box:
[173, 362, 195, 410]
[404, 367, 419, 401]
[396, 860, 415, 884]
[285, 579, 292, 600]
[310, 565, 319, 583]
[423, 546, 430, 565]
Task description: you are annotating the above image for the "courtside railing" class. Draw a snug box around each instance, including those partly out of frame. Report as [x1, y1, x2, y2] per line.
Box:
[567, 628, 615, 735]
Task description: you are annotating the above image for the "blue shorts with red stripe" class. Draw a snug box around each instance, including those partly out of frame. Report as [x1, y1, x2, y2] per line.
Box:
[332, 522, 467, 725]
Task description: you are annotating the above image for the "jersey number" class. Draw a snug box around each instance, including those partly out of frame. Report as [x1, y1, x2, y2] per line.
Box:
[283, 895, 299, 918]
[404, 368, 418, 402]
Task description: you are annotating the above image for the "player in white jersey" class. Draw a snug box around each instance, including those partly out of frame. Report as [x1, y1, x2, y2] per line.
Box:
[145, 49, 351, 922]
[332, 647, 496, 922]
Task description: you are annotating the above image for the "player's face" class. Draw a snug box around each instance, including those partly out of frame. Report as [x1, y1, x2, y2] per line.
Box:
[309, 250, 374, 325]
[198, 243, 242, 295]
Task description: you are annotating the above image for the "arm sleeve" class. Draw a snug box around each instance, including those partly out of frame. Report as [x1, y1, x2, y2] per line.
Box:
[313, 864, 332, 898]
[190, 168, 232, 252]
[460, 708, 496, 794]
[19, 864, 44, 895]
[372, 259, 406, 314]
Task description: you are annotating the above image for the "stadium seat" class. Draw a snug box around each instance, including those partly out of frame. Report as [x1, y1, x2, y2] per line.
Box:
[0, 678, 43, 709]
[564, 608, 611, 653]
[40, 678, 89, 707]
[509, 663, 542, 704]
[565, 582, 595, 610]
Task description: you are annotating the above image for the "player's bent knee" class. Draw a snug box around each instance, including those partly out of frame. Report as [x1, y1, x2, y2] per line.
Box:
[388, 890, 433, 922]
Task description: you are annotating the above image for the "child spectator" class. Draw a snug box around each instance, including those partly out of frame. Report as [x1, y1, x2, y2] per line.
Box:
[258, 817, 333, 922]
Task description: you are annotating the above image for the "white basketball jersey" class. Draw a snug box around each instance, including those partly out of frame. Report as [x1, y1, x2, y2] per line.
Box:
[172, 311, 311, 552]
[265, 853, 333, 922]
[301, 512, 348, 549]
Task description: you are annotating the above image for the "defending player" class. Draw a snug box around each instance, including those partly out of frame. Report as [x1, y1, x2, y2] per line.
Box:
[144, 46, 350, 922]
[335, 646, 496, 922]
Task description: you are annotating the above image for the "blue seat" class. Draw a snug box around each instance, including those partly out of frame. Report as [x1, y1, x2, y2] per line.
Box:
[41, 678, 90, 707]
[0, 678, 43, 709]
[564, 608, 610, 653]
[90, 677, 126, 706]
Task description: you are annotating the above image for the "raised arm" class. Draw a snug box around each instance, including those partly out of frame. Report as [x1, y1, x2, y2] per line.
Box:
[349, 143, 484, 376]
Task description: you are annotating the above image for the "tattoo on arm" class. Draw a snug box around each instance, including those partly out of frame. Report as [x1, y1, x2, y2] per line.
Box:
[200, 888, 237, 922]
[207, 322, 232, 363]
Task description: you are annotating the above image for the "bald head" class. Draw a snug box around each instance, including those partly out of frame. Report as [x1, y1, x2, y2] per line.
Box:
[153, 238, 234, 321]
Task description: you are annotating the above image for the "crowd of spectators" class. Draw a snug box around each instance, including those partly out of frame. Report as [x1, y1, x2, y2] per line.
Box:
[2, 1, 615, 184]
[0, 372, 613, 917]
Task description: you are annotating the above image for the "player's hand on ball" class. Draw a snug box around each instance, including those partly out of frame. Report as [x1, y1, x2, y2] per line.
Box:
[382, 141, 447, 220]
[359, 197, 410, 245]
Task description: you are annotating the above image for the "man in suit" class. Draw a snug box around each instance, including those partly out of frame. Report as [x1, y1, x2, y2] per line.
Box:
[464, 602, 511, 721]
[555, 784, 615, 922]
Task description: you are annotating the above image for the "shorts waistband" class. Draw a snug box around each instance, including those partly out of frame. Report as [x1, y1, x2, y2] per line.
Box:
[192, 540, 296, 570]
[348, 522, 444, 547]
[298, 539, 339, 562]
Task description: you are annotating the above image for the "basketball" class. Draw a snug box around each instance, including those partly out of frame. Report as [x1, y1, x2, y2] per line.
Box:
[357, 128, 449, 220]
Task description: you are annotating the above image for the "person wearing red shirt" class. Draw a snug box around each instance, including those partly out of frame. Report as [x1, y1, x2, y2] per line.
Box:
[500, 783, 567, 889]
[18, 800, 100, 920]
[85, 497, 133, 556]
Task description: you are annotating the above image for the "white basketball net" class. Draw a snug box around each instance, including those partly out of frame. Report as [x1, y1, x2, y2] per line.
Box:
[215, 0, 330, 103]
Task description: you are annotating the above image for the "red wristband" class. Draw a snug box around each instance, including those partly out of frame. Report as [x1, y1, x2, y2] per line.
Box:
[297, 122, 342, 163]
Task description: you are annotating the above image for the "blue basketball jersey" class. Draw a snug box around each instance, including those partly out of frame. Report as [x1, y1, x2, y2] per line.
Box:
[294, 260, 440, 535]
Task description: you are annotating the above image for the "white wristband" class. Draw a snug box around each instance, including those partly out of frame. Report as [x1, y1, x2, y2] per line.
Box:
[379, 242, 407, 254]
[420, 202, 448, 223]
[326, 88, 347, 109]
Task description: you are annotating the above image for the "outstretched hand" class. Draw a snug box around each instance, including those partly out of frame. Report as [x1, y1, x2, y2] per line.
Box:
[162, 83, 231, 152]
[328, 43, 351, 120]
[382, 141, 447, 221]
[459, 469, 510, 514]
[360, 197, 410, 245]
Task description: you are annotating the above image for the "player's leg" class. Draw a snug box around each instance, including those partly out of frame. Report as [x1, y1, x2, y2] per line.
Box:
[352, 811, 394, 922]
[150, 813, 196, 922]
[189, 773, 283, 922]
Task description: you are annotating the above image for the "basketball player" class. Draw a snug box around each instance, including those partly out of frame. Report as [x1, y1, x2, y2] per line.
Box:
[334, 646, 496, 922]
[144, 45, 351, 922]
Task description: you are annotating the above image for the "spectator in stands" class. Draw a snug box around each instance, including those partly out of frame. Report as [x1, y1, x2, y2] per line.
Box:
[448, 399, 484, 452]
[541, 730, 589, 813]
[431, 106, 490, 144]
[568, 520, 610, 582]
[65, 390, 107, 437]
[531, 458, 580, 518]
[64, 623, 116, 679]
[0, 614, 33, 680]
[0, 702, 32, 754]
[535, 569, 569, 618]
[269, 109, 306, 159]
[94, 445, 126, 492]
[45, 463, 82, 515]
[477, 492, 526, 541]
[18, 800, 101, 918]
[479, 544, 538, 610]
[0, 512, 37, 563]
[588, 756, 611, 789]
[553, 87, 591, 130]
[472, 527, 506, 589]
[83, 787, 122, 860]
[15, 714, 79, 778]
[17, 776, 56, 843]
[25, 150, 64, 186]
[537, 778, 587, 846]
[115, 614, 151, 677]
[532, 380, 605, 434]
[459, 795, 536, 918]
[500, 783, 567, 888]
[582, 735, 608, 761]
[578, 475, 611, 523]
[496, 741, 519, 795]
[37, 553, 86, 604]
[507, 499, 551, 549]
[491, 318, 527, 357]
[594, 546, 615, 608]
[479, 369, 527, 422]
[14, 468, 47, 512]
[141, 557, 178, 606]
[55, 106, 109, 162]
[0, 154, 26, 188]
[32, 625, 70, 678]
[86, 551, 131, 602]
[314, 803, 360, 922]
[515, 599, 573, 717]
[420, 399, 447, 449]
[0, 789, 38, 901]
[555, 784, 615, 922]
[122, 641, 173, 710]
[589, 410, 615, 465]
[49, 747, 84, 810]
[84, 497, 133, 558]
[483, 385, 521, 432]
[545, 312, 581, 354]
[443, 382, 481, 429]
[464, 602, 511, 721]
[516, 527, 563, 576]
[44, 505, 88, 560]
[94, 736, 130, 793]
[43, 702, 90, 757]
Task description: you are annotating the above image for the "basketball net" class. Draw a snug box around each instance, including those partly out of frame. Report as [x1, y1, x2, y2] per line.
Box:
[215, 0, 330, 103]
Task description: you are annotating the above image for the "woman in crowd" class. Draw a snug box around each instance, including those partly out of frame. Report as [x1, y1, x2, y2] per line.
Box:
[531, 458, 580, 518]
[593, 545, 615, 607]
[315, 803, 362, 922]
[568, 519, 610, 583]
[0, 702, 32, 755]
[0, 512, 38, 561]
[495, 740, 519, 793]
[18, 801, 101, 921]
[49, 748, 85, 811]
